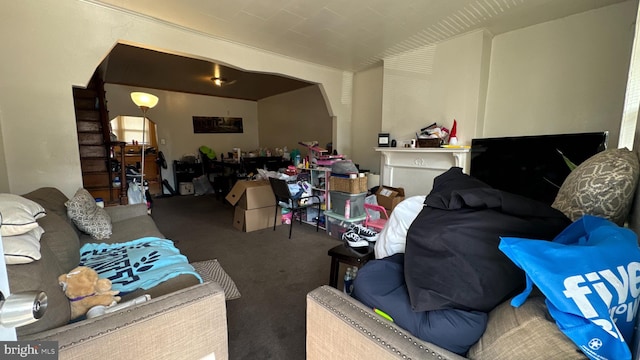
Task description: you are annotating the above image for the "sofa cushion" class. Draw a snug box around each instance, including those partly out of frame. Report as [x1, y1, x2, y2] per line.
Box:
[0, 193, 46, 236]
[21, 187, 70, 219]
[65, 188, 112, 240]
[2, 226, 44, 264]
[87, 215, 164, 246]
[9, 241, 71, 337]
[38, 212, 80, 272]
[468, 296, 586, 360]
[552, 148, 639, 226]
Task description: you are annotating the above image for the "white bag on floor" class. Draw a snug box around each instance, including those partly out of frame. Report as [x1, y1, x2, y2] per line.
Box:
[193, 175, 214, 196]
[128, 181, 145, 204]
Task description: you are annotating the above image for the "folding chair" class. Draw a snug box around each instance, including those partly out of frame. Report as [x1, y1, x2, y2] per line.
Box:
[268, 177, 321, 239]
[363, 203, 389, 232]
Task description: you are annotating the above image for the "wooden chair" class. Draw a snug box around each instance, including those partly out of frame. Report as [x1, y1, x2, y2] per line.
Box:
[268, 177, 320, 239]
[363, 203, 389, 232]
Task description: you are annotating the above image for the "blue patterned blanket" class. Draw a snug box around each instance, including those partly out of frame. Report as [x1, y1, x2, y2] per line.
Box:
[80, 237, 202, 293]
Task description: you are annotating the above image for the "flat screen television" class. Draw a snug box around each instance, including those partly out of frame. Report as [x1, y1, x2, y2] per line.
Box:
[470, 132, 609, 205]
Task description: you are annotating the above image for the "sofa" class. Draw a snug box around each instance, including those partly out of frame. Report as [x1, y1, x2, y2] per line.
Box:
[307, 148, 640, 359]
[5, 187, 228, 360]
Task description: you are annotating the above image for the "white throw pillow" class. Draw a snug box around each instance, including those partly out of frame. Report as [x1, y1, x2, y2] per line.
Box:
[374, 195, 426, 259]
[65, 188, 112, 240]
[0, 193, 47, 236]
[2, 226, 45, 264]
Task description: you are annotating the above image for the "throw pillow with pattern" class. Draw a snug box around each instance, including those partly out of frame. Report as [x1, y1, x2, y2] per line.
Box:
[552, 148, 639, 226]
[65, 188, 112, 240]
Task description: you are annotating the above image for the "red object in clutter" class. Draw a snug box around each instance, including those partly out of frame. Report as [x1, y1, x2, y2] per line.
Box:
[363, 204, 389, 232]
[450, 119, 457, 139]
[284, 165, 297, 176]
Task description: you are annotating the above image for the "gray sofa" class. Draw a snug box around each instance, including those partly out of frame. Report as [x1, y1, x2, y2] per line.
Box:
[307, 148, 640, 359]
[7, 187, 228, 360]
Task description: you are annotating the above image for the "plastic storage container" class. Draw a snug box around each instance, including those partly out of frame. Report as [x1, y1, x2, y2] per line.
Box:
[325, 210, 366, 240]
[330, 191, 366, 218]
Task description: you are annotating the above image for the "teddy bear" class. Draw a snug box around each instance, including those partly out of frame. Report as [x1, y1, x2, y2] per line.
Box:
[59, 266, 121, 319]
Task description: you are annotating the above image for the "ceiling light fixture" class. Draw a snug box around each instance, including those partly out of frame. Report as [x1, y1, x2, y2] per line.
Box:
[211, 77, 227, 87]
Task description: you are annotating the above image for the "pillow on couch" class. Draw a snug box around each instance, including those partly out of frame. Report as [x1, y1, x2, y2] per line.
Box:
[65, 188, 112, 240]
[552, 148, 639, 226]
[2, 226, 45, 264]
[468, 296, 586, 360]
[0, 193, 46, 236]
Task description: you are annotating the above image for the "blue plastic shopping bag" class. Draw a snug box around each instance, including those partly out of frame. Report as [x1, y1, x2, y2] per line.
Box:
[499, 215, 640, 360]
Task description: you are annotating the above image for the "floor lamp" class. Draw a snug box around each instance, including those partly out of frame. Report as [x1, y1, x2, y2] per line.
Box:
[130, 92, 159, 204]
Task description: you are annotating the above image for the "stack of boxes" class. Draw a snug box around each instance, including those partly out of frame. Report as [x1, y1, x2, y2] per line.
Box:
[225, 179, 281, 232]
[325, 174, 368, 240]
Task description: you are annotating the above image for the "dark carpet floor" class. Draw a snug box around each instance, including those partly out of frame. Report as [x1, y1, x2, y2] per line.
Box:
[150, 193, 342, 360]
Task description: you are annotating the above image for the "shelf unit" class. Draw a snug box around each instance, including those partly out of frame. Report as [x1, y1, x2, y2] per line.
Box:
[114, 145, 162, 195]
[173, 160, 203, 189]
[109, 141, 127, 204]
[298, 167, 331, 229]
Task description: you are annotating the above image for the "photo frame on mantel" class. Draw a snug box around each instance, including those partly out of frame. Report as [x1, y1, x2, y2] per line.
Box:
[378, 133, 390, 147]
[193, 116, 243, 133]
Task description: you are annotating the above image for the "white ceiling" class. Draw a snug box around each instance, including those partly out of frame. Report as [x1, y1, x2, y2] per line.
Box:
[94, 0, 628, 72]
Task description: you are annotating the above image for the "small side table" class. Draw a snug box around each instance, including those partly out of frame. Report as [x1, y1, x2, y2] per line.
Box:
[328, 244, 375, 288]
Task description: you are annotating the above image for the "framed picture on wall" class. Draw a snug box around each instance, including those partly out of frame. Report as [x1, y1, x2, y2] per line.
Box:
[193, 116, 244, 133]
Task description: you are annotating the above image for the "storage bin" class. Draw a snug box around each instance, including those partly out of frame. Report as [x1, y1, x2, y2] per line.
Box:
[302, 207, 322, 223]
[325, 211, 366, 240]
[329, 191, 366, 218]
[417, 138, 442, 147]
[329, 176, 368, 194]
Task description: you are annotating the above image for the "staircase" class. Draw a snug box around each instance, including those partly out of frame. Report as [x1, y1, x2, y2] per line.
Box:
[73, 74, 127, 205]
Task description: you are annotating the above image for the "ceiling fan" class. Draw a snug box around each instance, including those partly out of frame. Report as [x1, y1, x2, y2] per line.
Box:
[210, 76, 237, 87]
[211, 64, 237, 87]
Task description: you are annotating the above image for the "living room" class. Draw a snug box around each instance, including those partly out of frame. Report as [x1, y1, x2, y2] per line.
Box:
[0, 1, 637, 197]
[1, 1, 640, 359]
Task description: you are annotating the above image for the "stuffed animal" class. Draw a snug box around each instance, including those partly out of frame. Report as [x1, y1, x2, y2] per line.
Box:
[58, 266, 121, 319]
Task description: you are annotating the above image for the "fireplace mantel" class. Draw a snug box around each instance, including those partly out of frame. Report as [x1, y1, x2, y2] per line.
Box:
[375, 147, 470, 197]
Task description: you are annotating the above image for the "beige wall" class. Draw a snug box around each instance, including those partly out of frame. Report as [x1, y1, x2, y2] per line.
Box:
[0, 117, 8, 192]
[348, 1, 636, 178]
[351, 66, 384, 173]
[258, 85, 332, 158]
[483, 1, 636, 146]
[381, 30, 492, 147]
[0, 0, 348, 197]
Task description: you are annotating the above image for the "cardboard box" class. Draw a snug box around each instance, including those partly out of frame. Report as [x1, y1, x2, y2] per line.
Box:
[179, 182, 194, 195]
[375, 186, 405, 212]
[233, 205, 281, 232]
[225, 180, 275, 209]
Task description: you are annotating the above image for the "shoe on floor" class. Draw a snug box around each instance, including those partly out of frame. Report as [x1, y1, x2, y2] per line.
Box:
[348, 224, 379, 242]
[342, 231, 369, 248]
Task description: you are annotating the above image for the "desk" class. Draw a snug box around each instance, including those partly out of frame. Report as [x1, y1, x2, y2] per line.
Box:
[214, 156, 290, 174]
[211, 156, 292, 194]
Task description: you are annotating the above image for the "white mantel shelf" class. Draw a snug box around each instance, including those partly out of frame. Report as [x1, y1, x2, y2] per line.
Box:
[375, 147, 470, 197]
